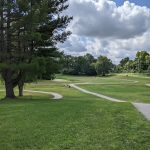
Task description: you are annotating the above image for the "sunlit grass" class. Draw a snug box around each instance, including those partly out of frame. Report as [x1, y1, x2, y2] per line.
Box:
[0, 74, 150, 149]
[79, 84, 150, 103]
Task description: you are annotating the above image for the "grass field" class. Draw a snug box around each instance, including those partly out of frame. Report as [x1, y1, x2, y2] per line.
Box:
[0, 74, 150, 150]
[79, 83, 150, 103]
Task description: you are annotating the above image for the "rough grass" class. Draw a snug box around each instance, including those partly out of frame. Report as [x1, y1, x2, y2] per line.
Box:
[0, 74, 150, 150]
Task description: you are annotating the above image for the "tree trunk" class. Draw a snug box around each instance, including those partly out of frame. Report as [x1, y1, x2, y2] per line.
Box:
[5, 80, 15, 99]
[2, 70, 16, 99]
[18, 82, 24, 97]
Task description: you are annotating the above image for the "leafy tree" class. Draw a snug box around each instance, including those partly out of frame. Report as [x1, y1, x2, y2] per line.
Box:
[124, 60, 135, 72]
[95, 56, 113, 76]
[120, 57, 130, 67]
[60, 55, 78, 75]
[119, 57, 130, 72]
[135, 51, 149, 72]
[0, 0, 72, 99]
[83, 54, 97, 75]
[88, 63, 97, 76]
[116, 51, 150, 73]
[61, 54, 97, 75]
[145, 55, 150, 73]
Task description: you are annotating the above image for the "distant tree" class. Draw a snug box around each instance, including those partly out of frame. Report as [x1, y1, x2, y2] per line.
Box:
[135, 51, 149, 72]
[145, 55, 150, 73]
[124, 60, 135, 72]
[120, 57, 130, 67]
[88, 63, 97, 76]
[60, 55, 79, 75]
[61, 53, 97, 75]
[95, 56, 113, 76]
[83, 54, 97, 75]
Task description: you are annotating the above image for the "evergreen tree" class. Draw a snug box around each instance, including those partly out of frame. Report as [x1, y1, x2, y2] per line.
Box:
[0, 0, 72, 99]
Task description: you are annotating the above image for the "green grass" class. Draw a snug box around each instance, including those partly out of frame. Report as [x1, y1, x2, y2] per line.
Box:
[58, 74, 150, 103]
[0, 74, 150, 149]
[79, 84, 150, 103]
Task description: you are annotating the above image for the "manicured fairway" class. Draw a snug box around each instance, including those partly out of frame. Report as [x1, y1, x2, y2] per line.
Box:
[0, 74, 150, 150]
[79, 84, 150, 103]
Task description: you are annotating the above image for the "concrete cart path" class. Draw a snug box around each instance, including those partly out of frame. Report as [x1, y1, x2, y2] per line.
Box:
[133, 103, 150, 120]
[69, 83, 150, 120]
[24, 90, 63, 100]
[145, 84, 150, 87]
[0, 90, 63, 100]
[69, 83, 125, 103]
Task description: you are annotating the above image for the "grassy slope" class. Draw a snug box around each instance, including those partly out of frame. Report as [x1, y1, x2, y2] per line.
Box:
[0, 74, 150, 150]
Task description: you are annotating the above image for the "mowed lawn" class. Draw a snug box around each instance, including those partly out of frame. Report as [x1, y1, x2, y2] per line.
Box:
[78, 74, 150, 103]
[79, 84, 150, 103]
[0, 74, 150, 150]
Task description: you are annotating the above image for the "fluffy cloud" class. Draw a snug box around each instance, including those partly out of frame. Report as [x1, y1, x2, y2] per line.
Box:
[67, 0, 150, 39]
[58, 35, 87, 54]
[58, 0, 150, 64]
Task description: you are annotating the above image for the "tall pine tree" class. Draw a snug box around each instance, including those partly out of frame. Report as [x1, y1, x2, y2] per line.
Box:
[0, 0, 72, 99]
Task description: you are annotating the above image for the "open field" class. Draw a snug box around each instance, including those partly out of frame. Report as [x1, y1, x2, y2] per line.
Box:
[0, 74, 150, 149]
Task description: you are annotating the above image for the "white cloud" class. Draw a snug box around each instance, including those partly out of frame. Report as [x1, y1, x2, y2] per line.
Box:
[58, 34, 87, 53]
[58, 0, 150, 64]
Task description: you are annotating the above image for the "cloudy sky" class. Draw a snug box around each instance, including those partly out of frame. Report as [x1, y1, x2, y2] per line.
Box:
[58, 0, 150, 64]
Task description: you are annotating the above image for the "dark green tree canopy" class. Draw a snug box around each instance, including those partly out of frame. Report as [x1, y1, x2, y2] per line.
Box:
[60, 53, 97, 75]
[0, 0, 72, 99]
[120, 57, 130, 67]
[95, 56, 113, 76]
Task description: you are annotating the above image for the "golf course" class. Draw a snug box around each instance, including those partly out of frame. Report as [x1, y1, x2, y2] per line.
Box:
[0, 74, 150, 150]
[1, 0, 150, 149]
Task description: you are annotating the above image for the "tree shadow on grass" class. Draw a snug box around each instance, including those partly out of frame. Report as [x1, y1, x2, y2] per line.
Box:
[0, 95, 61, 105]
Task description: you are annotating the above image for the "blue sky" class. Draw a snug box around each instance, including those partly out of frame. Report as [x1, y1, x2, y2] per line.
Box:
[114, 0, 150, 7]
[59, 0, 150, 64]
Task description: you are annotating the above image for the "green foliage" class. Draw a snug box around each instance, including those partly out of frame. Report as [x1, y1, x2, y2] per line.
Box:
[120, 57, 130, 67]
[95, 56, 113, 76]
[60, 54, 97, 76]
[0, 0, 72, 98]
[118, 51, 150, 73]
[41, 58, 59, 80]
[135, 51, 149, 72]
[60, 51, 149, 76]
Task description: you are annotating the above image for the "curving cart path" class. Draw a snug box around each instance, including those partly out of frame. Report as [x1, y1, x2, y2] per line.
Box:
[132, 103, 150, 120]
[0, 90, 63, 100]
[24, 90, 63, 100]
[0, 78, 149, 120]
[145, 84, 150, 87]
[69, 83, 125, 102]
[69, 81, 150, 121]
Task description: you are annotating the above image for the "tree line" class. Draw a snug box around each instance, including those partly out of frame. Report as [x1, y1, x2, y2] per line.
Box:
[117, 51, 150, 73]
[59, 53, 114, 76]
[59, 51, 150, 76]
